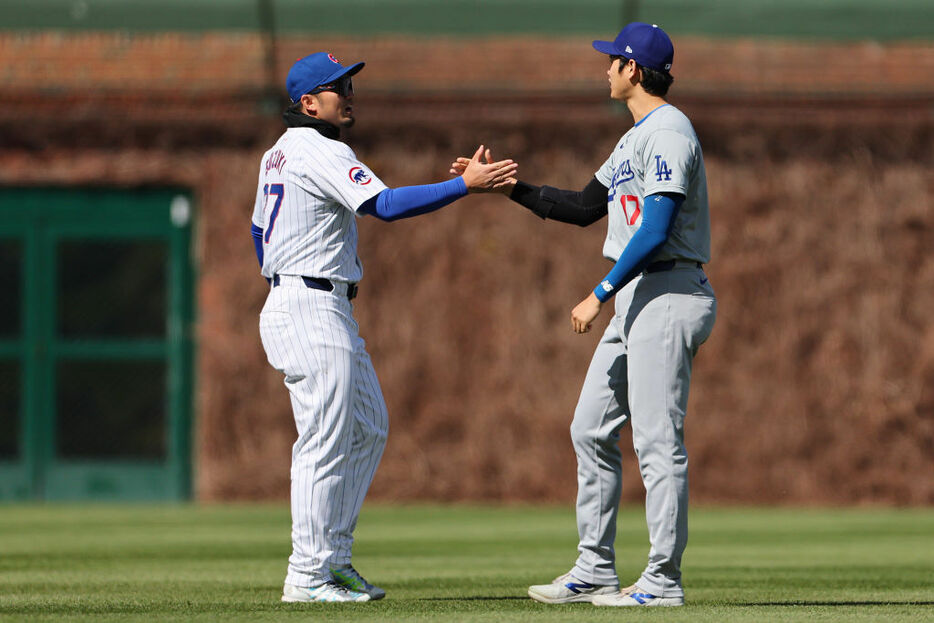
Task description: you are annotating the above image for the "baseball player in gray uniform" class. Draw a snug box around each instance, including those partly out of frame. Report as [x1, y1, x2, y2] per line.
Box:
[251, 52, 516, 603]
[453, 22, 715, 607]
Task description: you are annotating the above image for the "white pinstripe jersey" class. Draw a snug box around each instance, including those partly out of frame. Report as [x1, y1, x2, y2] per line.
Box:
[251, 127, 388, 282]
[595, 104, 711, 264]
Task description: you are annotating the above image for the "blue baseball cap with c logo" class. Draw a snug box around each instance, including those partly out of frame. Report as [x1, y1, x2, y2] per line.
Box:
[286, 52, 365, 103]
[593, 22, 674, 73]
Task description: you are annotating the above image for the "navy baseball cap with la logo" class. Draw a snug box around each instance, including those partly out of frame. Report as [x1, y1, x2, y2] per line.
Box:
[593, 22, 674, 73]
[286, 52, 365, 102]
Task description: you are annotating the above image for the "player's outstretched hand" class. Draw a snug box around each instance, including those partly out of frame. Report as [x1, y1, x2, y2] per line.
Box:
[455, 146, 518, 195]
[571, 292, 603, 334]
[449, 148, 503, 174]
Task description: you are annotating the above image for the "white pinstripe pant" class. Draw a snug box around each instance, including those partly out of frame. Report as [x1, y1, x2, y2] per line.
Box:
[259, 277, 388, 588]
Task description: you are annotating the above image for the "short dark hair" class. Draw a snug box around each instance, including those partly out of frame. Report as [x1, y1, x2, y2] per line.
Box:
[639, 65, 674, 97]
[611, 55, 674, 97]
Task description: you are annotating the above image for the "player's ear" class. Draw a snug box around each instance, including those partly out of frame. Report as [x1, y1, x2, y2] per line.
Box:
[628, 61, 642, 85]
[300, 93, 317, 117]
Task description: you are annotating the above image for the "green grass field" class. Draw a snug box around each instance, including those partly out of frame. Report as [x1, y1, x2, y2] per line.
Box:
[1, 504, 932, 622]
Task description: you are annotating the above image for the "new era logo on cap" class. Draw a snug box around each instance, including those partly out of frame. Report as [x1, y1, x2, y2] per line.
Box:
[592, 22, 675, 73]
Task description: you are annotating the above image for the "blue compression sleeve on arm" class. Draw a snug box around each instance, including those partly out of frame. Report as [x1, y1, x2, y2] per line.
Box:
[250, 222, 264, 267]
[593, 193, 684, 303]
[358, 177, 468, 222]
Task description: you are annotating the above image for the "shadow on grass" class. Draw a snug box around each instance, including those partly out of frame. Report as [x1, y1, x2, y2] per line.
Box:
[419, 596, 530, 601]
[741, 601, 934, 607]
[417, 598, 934, 606]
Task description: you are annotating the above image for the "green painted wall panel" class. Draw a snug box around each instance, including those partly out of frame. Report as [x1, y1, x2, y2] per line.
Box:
[0, 188, 195, 501]
[0, 0, 931, 40]
[0, 464, 32, 499]
[43, 462, 179, 500]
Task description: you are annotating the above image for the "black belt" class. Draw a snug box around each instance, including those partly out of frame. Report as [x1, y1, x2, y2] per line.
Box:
[271, 274, 358, 300]
[644, 259, 703, 273]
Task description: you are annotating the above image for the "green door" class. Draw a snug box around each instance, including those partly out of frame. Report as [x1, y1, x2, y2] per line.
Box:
[0, 188, 194, 500]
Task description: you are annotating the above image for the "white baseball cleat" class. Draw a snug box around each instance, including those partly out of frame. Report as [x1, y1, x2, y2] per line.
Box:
[527, 571, 618, 604]
[591, 583, 684, 607]
[282, 581, 371, 603]
[330, 565, 386, 600]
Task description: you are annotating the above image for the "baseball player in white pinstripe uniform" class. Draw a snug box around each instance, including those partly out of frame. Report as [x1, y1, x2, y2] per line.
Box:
[251, 52, 516, 603]
[453, 22, 715, 608]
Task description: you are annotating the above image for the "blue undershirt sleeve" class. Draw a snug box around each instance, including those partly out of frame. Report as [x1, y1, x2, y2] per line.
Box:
[358, 177, 468, 222]
[250, 222, 264, 268]
[593, 193, 684, 303]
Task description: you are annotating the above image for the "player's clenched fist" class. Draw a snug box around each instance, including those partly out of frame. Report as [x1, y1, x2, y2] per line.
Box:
[452, 147, 518, 195]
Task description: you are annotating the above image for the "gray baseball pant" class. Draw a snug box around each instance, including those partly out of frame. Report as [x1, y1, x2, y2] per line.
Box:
[570, 265, 716, 598]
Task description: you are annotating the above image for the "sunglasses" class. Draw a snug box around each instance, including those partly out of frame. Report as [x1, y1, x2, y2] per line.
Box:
[309, 76, 354, 98]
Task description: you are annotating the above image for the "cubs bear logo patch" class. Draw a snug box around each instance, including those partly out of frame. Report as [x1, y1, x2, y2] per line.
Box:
[348, 167, 372, 185]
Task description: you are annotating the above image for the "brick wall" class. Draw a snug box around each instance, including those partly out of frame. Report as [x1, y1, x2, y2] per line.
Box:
[2, 32, 932, 504]
[3, 32, 932, 96]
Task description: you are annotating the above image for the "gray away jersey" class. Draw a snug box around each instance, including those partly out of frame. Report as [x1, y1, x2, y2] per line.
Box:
[595, 104, 711, 264]
[251, 127, 388, 282]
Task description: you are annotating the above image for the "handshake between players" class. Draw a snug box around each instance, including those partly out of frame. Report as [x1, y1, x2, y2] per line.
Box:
[452, 147, 518, 195]
[457, 145, 518, 194]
